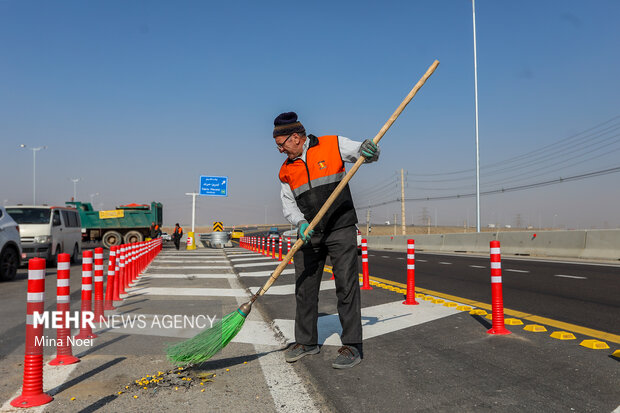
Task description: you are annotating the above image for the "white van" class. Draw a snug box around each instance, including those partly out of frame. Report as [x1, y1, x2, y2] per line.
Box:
[6, 206, 82, 265]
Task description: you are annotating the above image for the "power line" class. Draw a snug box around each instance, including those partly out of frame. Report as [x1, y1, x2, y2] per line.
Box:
[357, 165, 620, 209]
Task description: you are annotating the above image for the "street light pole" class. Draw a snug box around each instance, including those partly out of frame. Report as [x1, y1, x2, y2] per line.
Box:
[19, 144, 47, 205]
[185, 192, 198, 233]
[472, 0, 481, 233]
[70, 178, 81, 201]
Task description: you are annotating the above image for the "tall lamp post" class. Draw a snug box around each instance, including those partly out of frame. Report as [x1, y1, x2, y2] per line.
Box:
[472, 0, 481, 233]
[19, 144, 47, 205]
[70, 178, 81, 201]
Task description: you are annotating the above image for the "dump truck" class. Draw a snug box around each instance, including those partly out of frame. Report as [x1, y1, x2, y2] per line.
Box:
[66, 201, 163, 249]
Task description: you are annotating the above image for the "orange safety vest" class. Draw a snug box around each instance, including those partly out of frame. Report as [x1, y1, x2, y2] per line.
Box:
[279, 135, 357, 232]
[175, 227, 183, 234]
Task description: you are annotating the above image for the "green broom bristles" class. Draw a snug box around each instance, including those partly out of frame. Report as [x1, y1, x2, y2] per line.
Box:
[166, 309, 247, 365]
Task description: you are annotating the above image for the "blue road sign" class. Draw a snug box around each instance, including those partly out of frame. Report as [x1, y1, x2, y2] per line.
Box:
[199, 176, 228, 197]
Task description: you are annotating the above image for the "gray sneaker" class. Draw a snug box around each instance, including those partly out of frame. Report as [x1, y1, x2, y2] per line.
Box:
[284, 343, 320, 362]
[332, 345, 361, 369]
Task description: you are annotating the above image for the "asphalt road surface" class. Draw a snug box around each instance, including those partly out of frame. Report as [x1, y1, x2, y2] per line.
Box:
[363, 250, 620, 335]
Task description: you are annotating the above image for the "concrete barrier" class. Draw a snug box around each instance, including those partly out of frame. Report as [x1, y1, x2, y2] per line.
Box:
[367, 229, 620, 262]
[441, 233, 494, 254]
[581, 230, 620, 260]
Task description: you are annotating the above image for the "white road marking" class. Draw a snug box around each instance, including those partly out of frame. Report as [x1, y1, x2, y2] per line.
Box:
[273, 299, 461, 346]
[142, 273, 235, 279]
[238, 269, 296, 277]
[505, 269, 530, 273]
[229, 257, 276, 262]
[397, 257, 405, 260]
[438, 262, 452, 265]
[381, 255, 391, 258]
[126, 287, 250, 297]
[469, 265, 486, 269]
[234, 261, 281, 268]
[147, 265, 232, 270]
[249, 280, 335, 295]
[154, 259, 229, 263]
[416, 259, 427, 262]
[554, 274, 587, 280]
[226, 257, 316, 413]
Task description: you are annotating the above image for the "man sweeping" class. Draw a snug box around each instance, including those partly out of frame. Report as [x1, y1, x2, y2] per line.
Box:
[274, 112, 379, 369]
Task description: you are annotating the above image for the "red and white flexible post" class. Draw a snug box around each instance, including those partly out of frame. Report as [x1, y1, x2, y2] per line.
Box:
[104, 246, 118, 310]
[278, 236, 283, 261]
[11, 258, 54, 408]
[76, 250, 97, 339]
[271, 238, 276, 259]
[118, 245, 127, 296]
[487, 240, 511, 335]
[262, 237, 266, 256]
[50, 253, 80, 365]
[287, 237, 292, 264]
[360, 239, 372, 289]
[402, 239, 419, 304]
[93, 247, 105, 322]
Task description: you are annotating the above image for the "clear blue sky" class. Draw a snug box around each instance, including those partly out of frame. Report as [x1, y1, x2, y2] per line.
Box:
[2, 0, 619, 230]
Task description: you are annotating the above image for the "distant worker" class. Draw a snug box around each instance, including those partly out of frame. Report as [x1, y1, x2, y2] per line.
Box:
[274, 111, 379, 369]
[172, 223, 183, 250]
[154, 224, 162, 239]
[149, 222, 157, 239]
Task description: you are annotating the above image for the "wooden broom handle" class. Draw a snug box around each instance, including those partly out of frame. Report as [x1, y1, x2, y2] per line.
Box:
[255, 60, 440, 298]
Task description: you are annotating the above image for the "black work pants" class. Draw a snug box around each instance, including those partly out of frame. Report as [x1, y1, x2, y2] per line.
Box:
[173, 238, 180, 250]
[293, 225, 362, 349]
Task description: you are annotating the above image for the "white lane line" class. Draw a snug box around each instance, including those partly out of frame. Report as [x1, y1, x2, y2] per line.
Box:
[469, 265, 486, 269]
[555, 274, 587, 280]
[438, 262, 452, 265]
[227, 264, 316, 412]
[397, 257, 405, 260]
[416, 259, 427, 262]
[505, 269, 530, 273]
[381, 255, 391, 258]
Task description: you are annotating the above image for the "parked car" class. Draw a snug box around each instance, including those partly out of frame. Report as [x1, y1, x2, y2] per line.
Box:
[160, 232, 172, 242]
[267, 227, 280, 239]
[356, 224, 362, 255]
[0, 206, 22, 281]
[231, 229, 244, 240]
[6, 205, 82, 265]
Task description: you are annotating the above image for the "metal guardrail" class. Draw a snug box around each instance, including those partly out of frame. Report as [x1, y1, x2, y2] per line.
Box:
[199, 232, 232, 248]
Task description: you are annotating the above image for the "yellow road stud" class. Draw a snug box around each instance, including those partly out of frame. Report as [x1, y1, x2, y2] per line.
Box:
[579, 339, 610, 350]
[432, 299, 445, 304]
[523, 324, 547, 332]
[612, 350, 620, 359]
[550, 331, 576, 340]
[457, 305, 472, 311]
[423, 296, 434, 301]
[470, 309, 487, 316]
[444, 302, 458, 308]
[70, 397, 76, 401]
[504, 318, 524, 325]
[485, 314, 493, 320]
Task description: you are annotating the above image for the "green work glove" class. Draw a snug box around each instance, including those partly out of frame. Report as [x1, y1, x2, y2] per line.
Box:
[297, 220, 314, 244]
[360, 139, 378, 161]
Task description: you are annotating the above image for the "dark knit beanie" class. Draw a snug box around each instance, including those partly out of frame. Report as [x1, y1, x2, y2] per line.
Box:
[273, 112, 306, 138]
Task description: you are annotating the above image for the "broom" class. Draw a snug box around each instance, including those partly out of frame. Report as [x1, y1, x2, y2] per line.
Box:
[166, 60, 440, 365]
